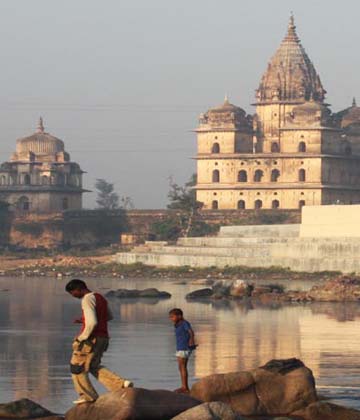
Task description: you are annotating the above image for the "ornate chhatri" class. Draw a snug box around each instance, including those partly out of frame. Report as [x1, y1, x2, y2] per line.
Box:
[0, 118, 87, 213]
[195, 16, 360, 210]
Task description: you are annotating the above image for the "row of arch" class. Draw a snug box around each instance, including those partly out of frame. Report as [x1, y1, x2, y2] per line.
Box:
[211, 142, 308, 154]
[0, 173, 81, 187]
[211, 200, 306, 210]
[16, 196, 70, 211]
[212, 169, 306, 183]
[270, 142, 307, 153]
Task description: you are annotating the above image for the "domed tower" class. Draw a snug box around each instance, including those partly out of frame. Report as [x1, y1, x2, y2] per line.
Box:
[0, 118, 87, 213]
[255, 15, 327, 152]
[195, 96, 253, 209]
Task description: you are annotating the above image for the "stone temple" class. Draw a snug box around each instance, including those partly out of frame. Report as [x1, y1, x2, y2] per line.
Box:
[0, 118, 86, 213]
[195, 16, 360, 210]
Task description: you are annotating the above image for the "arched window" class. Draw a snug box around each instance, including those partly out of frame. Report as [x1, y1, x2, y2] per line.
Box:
[212, 170, 220, 183]
[238, 170, 247, 182]
[345, 145, 352, 156]
[299, 200, 306, 209]
[254, 170, 264, 182]
[255, 199, 263, 209]
[0, 176, 6, 186]
[18, 196, 30, 211]
[272, 199, 280, 209]
[298, 142, 306, 152]
[58, 173, 65, 185]
[271, 142, 280, 153]
[299, 169, 306, 182]
[212, 200, 218, 210]
[237, 200, 246, 209]
[41, 175, 49, 185]
[23, 174, 31, 185]
[271, 169, 280, 182]
[212, 143, 220, 153]
[62, 197, 69, 210]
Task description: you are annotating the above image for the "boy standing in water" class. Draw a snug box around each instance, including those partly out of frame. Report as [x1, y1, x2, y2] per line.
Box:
[169, 308, 196, 393]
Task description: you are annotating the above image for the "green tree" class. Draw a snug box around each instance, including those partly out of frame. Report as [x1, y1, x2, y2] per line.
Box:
[95, 179, 119, 210]
[167, 174, 203, 237]
[167, 174, 202, 211]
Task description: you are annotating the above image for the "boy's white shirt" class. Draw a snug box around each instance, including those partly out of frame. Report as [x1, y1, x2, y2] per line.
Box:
[77, 292, 113, 341]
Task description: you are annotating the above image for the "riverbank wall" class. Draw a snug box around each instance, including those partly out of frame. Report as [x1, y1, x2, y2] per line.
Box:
[1, 209, 300, 249]
[114, 205, 360, 273]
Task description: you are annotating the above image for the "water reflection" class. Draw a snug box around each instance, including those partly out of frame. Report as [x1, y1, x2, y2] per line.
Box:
[0, 277, 359, 412]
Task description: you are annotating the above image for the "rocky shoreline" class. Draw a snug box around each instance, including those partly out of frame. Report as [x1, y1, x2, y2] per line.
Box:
[1, 359, 359, 419]
[186, 276, 360, 304]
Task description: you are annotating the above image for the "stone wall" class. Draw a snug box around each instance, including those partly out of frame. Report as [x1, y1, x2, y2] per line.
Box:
[0, 208, 300, 250]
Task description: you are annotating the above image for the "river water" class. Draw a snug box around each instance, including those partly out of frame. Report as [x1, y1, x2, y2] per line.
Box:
[0, 276, 360, 413]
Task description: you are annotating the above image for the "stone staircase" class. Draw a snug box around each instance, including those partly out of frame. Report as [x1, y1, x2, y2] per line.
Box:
[114, 206, 360, 273]
[114, 224, 302, 269]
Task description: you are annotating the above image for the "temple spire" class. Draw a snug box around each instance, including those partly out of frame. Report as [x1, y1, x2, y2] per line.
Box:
[37, 117, 44, 133]
[285, 12, 298, 41]
[224, 94, 229, 104]
[353, 97, 357, 107]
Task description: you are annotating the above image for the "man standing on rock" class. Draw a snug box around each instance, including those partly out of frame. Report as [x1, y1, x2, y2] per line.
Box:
[65, 279, 133, 404]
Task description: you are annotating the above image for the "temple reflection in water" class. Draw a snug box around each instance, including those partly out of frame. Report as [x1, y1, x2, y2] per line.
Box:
[1, 277, 360, 412]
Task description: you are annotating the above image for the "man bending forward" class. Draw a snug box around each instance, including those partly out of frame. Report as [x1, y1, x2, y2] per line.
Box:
[66, 279, 133, 404]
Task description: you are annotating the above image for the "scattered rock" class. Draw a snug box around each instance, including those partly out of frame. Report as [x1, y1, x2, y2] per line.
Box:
[186, 288, 214, 300]
[292, 401, 360, 419]
[229, 280, 253, 298]
[65, 388, 200, 420]
[212, 280, 233, 296]
[190, 358, 317, 417]
[308, 276, 360, 302]
[0, 398, 55, 418]
[171, 401, 244, 420]
[106, 288, 171, 299]
[190, 278, 215, 286]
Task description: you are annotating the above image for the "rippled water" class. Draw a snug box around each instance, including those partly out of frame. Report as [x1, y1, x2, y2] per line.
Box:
[0, 276, 360, 413]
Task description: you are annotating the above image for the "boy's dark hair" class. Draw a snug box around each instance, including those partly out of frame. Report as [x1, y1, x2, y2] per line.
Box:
[169, 308, 183, 317]
[65, 279, 87, 292]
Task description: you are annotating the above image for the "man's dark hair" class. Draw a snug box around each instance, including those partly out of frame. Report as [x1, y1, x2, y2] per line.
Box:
[169, 308, 183, 316]
[65, 279, 87, 293]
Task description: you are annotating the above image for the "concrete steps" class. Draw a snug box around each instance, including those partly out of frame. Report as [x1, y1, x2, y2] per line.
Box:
[134, 244, 271, 258]
[218, 224, 300, 238]
[113, 208, 360, 273]
[115, 252, 273, 268]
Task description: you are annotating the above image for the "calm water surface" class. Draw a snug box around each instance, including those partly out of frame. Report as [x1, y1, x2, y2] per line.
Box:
[0, 276, 360, 413]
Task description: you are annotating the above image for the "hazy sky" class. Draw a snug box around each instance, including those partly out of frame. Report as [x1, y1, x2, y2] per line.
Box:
[0, 0, 358, 208]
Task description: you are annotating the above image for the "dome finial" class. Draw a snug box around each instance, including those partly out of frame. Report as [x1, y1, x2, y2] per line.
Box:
[286, 12, 298, 40]
[353, 97, 357, 107]
[37, 116, 44, 133]
[289, 12, 295, 27]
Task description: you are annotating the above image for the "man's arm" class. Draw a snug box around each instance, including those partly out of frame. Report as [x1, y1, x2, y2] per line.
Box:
[77, 294, 97, 341]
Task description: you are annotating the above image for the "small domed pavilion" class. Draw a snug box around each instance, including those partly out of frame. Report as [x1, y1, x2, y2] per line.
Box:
[0, 118, 87, 213]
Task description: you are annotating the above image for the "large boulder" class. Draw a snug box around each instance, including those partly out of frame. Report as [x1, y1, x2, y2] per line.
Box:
[0, 398, 58, 419]
[190, 358, 317, 417]
[171, 402, 245, 420]
[292, 401, 360, 420]
[65, 388, 200, 420]
[106, 288, 171, 299]
[186, 288, 213, 300]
